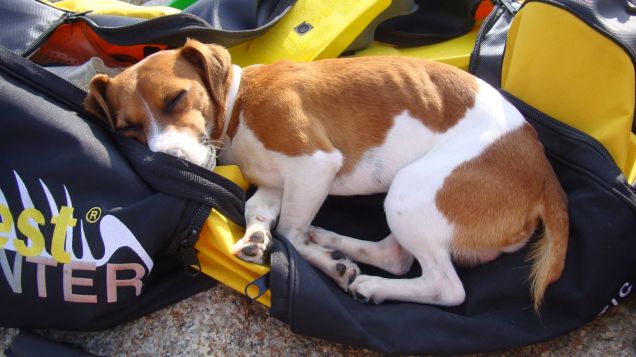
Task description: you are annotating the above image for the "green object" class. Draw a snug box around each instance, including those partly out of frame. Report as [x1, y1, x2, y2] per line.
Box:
[168, 0, 197, 10]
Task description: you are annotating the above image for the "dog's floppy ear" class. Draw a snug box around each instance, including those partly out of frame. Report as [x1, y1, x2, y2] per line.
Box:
[179, 38, 232, 130]
[84, 74, 115, 129]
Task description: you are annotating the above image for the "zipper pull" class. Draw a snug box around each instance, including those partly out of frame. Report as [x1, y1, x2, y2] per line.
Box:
[178, 228, 202, 277]
[244, 273, 270, 302]
[63, 10, 93, 23]
[170, 205, 211, 276]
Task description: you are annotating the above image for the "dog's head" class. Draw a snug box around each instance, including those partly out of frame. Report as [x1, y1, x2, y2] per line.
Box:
[84, 39, 233, 167]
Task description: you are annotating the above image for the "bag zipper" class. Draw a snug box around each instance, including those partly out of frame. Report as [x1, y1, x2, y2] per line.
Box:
[503, 92, 636, 208]
[503, 92, 616, 164]
[22, 8, 212, 58]
[21, 12, 75, 58]
[78, 12, 212, 37]
[165, 204, 212, 275]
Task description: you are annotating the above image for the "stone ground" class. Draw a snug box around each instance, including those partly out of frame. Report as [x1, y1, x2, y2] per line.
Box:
[3, 0, 634, 356]
[0, 286, 634, 356]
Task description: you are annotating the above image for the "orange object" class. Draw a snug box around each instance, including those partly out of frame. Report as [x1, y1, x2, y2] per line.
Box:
[475, 0, 494, 20]
[30, 22, 167, 67]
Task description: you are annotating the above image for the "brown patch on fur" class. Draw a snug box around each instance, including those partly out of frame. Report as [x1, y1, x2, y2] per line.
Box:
[84, 39, 233, 144]
[179, 39, 233, 139]
[235, 56, 479, 174]
[84, 74, 114, 128]
[438, 125, 546, 254]
[437, 124, 569, 309]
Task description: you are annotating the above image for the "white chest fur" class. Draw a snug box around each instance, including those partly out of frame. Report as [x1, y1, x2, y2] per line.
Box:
[229, 117, 284, 187]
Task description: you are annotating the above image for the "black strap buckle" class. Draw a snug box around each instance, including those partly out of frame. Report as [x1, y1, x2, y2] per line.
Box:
[244, 273, 270, 301]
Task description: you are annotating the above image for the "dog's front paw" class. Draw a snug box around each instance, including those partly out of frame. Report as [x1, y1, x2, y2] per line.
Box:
[349, 275, 384, 304]
[327, 250, 360, 291]
[231, 226, 273, 265]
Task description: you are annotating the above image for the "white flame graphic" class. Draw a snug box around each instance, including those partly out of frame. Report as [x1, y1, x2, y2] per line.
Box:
[0, 171, 153, 271]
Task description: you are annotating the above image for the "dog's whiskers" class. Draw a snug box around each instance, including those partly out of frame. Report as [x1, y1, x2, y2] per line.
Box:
[200, 137, 226, 160]
[203, 139, 225, 149]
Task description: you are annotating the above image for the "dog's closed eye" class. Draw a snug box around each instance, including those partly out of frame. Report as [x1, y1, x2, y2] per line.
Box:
[164, 89, 188, 113]
[117, 120, 146, 143]
[115, 115, 143, 135]
[118, 123, 143, 134]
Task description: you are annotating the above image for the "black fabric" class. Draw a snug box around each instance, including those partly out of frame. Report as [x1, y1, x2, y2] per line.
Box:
[6, 330, 97, 357]
[269, 102, 636, 354]
[79, 11, 280, 50]
[85, 0, 293, 48]
[0, 45, 245, 330]
[0, 0, 296, 57]
[375, 0, 482, 47]
[468, 1, 520, 87]
[115, 137, 245, 226]
[0, 0, 65, 55]
[82, 0, 293, 48]
[184, 0, 295, 32]
[344, 0, 418, 54]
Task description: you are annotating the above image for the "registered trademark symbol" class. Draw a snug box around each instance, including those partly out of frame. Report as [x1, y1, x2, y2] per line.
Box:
[86, 207, 102, 223]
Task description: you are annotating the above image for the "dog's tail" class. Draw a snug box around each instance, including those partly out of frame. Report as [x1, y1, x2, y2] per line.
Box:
[529, 173, 569, 311]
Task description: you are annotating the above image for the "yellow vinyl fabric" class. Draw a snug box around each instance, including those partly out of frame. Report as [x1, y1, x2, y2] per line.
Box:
[501, 2, 636, 183]
[42, 0, 180, 18]
[349, 25, 480, 71]
[196, 165, 272, 307]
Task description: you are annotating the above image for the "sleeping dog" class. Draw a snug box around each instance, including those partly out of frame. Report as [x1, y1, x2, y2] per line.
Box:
[85, 39, 569, 309]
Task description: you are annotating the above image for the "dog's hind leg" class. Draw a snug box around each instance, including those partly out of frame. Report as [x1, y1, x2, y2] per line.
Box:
[347, 154, 467, 305]
[292, 241, 361, 291]
[349, 203, 466, 306]
[308, 227, 414, 276]
[349, 258, 464, 305]
[347, 217, 465, 305]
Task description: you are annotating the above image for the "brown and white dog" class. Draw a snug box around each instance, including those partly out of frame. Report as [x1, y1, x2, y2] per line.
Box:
[85, 39, 569, 309]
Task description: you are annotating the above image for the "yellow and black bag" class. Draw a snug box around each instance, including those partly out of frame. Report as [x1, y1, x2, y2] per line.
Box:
[472, 0, 636, 184]
[501, 0, 636, 183]
[3, 0, 635, 354]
